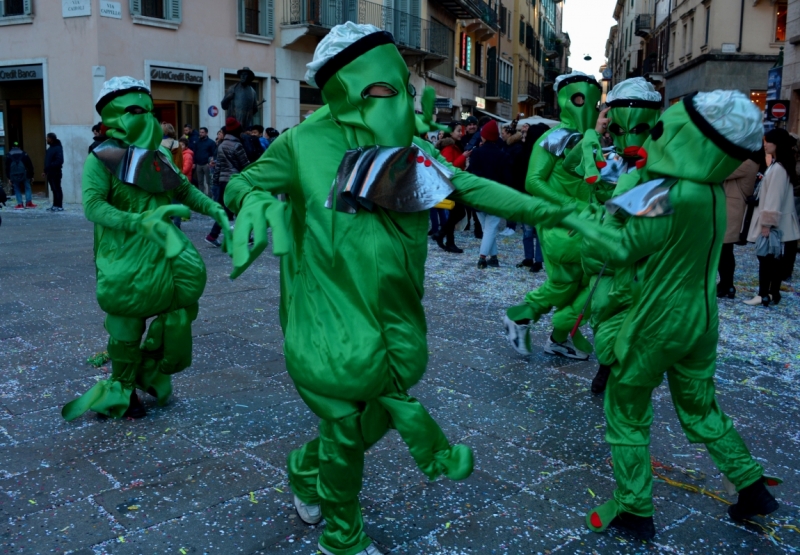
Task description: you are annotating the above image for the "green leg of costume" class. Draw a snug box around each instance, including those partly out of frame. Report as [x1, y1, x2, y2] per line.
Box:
[551, 285, 592, 353]
[589, 348, 764, 529]
[62, 315, 145, 421]
[288, 392, 472, 555]
[593, 310, 626, 367]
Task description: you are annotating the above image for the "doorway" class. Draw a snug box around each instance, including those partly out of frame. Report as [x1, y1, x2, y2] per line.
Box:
[150, 82, 200, 133]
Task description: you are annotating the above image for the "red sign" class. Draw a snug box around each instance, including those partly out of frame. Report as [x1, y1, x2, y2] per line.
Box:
[772, 103, 787, 118]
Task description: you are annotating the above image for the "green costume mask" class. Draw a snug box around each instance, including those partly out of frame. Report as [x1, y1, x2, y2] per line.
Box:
[557, 77, 602, 134]
[100, 92, 162, 151]
[318, 33, 417, 148]
[607, 104, 661, 154]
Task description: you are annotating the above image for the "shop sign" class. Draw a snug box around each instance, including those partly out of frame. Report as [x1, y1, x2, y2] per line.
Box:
[434, 98, 453, 109]
[150, 67, 204, 85]
[767, 66, 782, 102]
[475, 96, 486, 109]
[100, 1, 122, 18]
[0, 65, 43, 82]
[62, 0, 91, 18]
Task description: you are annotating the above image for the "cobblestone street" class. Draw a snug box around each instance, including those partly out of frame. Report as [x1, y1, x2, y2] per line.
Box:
[1, 207, 798, 554]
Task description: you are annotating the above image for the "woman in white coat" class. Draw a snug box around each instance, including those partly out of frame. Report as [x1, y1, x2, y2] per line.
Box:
[745, 128, 800, 307]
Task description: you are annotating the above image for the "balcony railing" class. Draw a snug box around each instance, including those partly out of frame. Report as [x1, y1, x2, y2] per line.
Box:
[478, 0, 498, 28]
[282, 0, 453, 57]
[635, 14, 652, 38]
[518, 81, 540, 100]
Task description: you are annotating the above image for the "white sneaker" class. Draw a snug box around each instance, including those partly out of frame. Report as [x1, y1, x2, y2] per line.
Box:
[503, 314, 532, 355]
[293, 494, 322, 525]
[318, 542, 381, 555]
[743, 295, 763, 306]
[544, 335, 589, 360]
[499, 227, 516, 236]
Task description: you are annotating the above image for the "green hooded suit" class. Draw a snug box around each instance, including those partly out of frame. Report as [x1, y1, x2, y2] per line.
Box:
[581, 92, 771, 532]
[62, 79, 231, 421]
[222, 26, 580, 555]
[506, 74, 603, 354]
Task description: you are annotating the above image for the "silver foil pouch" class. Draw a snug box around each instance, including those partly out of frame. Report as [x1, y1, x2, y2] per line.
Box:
[93, 139, 182, 194]
[325, 145, 455, 214]
[539, 128, 583, 157]
[605, 177, 678, 218]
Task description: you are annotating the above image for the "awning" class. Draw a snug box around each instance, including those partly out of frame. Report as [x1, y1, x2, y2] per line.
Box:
[517, 115, 560, 128]
[474, 107, 510, 124]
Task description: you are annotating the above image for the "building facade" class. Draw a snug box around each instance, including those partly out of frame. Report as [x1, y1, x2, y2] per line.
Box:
[780, 0, 800, 132]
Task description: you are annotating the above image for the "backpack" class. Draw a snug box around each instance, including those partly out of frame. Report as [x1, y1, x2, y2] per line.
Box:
[8, 155, 26, 183]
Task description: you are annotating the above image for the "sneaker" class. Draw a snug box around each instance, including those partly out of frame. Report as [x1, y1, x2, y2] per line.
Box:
[610, 512, 656, 541]
[499, 227, 516, 236]
[14, 204, 24, 210]
[25, 201, 37, 209]
[487, 255, 499, 267]
[55, 207, 65, 212]
[728, 478, 779, 522]
[516, 259, 534, 268]
[205, 235, 222, 248]
[319, 542, 381, 555]
[716, 285, 736, 299]
[46, 206, 55, 212]
[444, 243, 463, 254]
[293, 494, 322, 525]
[530, 262, 543, 273]
[743, 295, 763, 306]
[591, 364, 612, 395]
[503, 314, 532, 355]
[477, 257, 488, 269]
[544, 335, 589, 360]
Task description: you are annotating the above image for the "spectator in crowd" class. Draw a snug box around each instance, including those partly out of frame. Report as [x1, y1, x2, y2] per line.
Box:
[460, 115, 479, 151]
[241, 124, 266, 163]
[206, 117, 249, 247]
[248, 124, 267, 150]
[216, 128, 225, 144]
[43, 132, 64, 212]
[5, 141, 36, 209]
[468, 120, 511, 268]
[432, 121, 471, 253]
[161, 123, 184, 228]
[718, 151, 762, 299]
[516, 123, 549, 272]
[744, 128, 800, 307]
[500, 123, 522, 236]
[264, 127, 280, 149]
[178, 137, 195, 179]
[182, 123, 200, 153]
[194, 127, 217, 196]
[458, 115, 485, 238]
[89, 122, 106, 153]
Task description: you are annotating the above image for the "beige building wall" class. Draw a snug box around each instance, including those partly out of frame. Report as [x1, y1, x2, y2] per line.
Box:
[1, 0, 276, 205]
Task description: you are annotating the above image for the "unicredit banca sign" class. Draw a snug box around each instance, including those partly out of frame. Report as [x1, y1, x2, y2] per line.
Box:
[150, 67, 204, 85]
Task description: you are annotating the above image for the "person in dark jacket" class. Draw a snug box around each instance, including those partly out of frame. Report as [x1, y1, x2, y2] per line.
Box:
[468, 120, 511, 268]
[194, 127, 217, 196]
[43, 133, 65, 211]
[206, 118, 250, 247]
[241, 125, 266, 163]
[88, 123, 106, 153]
[515, 123, 549, 271]
[182, 124, 200, 153]
[5, 142, 36, 209]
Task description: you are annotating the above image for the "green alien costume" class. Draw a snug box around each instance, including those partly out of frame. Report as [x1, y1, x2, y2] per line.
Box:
[580, 90, 779, 538]
[505, 72, 603, 358]
[567, 78, 662, 385]
[62, 77, 231, 421]
[221, 24, 584, 555]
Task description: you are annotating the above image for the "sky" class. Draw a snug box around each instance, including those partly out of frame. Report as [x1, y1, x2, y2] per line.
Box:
[562, 0, 617, 80]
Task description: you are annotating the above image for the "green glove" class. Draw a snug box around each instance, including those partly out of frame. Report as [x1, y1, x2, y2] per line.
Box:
[230, 190, 290, 280]
[136, 204, 190, 259]
[578, 130, 606, 185]
[207, 204, 234, 255]
[415, 86, 448, 135]
[529, 197, 577, 228]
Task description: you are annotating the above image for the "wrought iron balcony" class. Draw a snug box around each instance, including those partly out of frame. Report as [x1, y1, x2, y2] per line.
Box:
[518, 80, 540, 101]
[635, 14, 652, 38]
[282, 0, 454, 58]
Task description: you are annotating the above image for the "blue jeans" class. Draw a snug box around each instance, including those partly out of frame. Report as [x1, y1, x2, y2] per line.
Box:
[429, 208, 448, 233]
[522, 223, 543, 263]
[476, 212, 501, 256]
[12, 179, 32, 204]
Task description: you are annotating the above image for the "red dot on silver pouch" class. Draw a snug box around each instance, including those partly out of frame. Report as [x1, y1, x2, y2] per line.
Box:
[416, 156, 425, 164]
[424, 159, 432, 167]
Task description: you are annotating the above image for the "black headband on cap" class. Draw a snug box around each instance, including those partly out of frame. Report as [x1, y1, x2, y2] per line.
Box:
[682, 92, 753, 161]
[607, 98, 662, 110]
[314, 31, 395, 91]
[556, 75, 601, 93]
[95, 86, 151, 115]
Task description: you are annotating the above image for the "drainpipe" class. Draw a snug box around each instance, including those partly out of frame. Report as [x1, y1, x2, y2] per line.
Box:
[738, 0, 745, 52]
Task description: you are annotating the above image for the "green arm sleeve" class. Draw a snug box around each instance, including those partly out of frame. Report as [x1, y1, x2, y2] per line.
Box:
[415, 138, 568, 225]
[526, 139, 589, 211]
[172, 171, 219, 215]
[82, 155, 140, 232]
[590, 213, 672, 268]
[224, 132, 297, 213]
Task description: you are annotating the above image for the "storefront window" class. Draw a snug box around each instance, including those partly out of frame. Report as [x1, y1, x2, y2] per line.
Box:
[776, 2, 787, 42]
[750, 90, 767, 111]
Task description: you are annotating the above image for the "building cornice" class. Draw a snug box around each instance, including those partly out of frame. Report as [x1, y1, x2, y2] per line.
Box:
[665, 52, 779, 79]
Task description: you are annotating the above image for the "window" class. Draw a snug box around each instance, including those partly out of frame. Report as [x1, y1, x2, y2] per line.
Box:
[682, 23, 687, 56]
[507, 10, 512, 41]
[776, 1, 787, 42]
[2, 0, 31, 16]
[688, 17, 694, 54]
[130, 0, 181, 22]
[476, 42, 483, 77]
[671, 30, 676, 62]
[519, 19, 525, 44]
[704, 6, 710, 45]
[239, 0, 273, 37]
[499, 5, 507, 34]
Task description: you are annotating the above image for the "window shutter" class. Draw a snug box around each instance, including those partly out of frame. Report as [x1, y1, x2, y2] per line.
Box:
[166, 0, 181, 22]
[0, 1, 5, 17]
[130, 0, 141, 16]
[262, 0, 273, 36]
[237, 0, 244, 32]
[23, 0, 32, 14]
